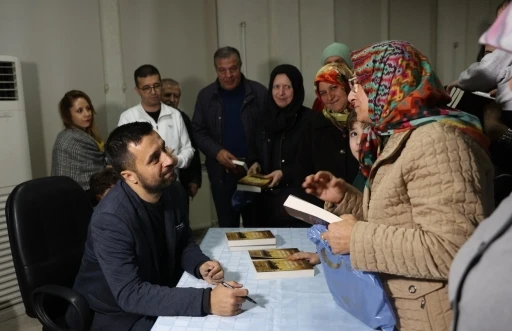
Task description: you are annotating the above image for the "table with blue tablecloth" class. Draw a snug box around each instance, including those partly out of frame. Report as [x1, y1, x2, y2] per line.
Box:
[151, 228, 372, 331]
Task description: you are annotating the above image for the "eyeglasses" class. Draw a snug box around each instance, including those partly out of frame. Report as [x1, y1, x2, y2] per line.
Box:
[139, 83, 162, 94]
[348, 76, 359, 92]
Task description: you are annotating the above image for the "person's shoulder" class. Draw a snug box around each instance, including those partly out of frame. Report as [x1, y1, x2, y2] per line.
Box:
[91, 182, 132, 227]
[53, 128, 82, 148]
[119, 104, 140, 119]
[407, 121, 486, 154]
[178, 109, 192, 122]
[245, 79, 267, 93]
[161, 103, 181, 116]
[197, 81, 217, 98]
[306, 110, 331, 128]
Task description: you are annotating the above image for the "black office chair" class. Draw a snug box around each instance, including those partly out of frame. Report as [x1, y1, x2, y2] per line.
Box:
[5, 176, 93, 331]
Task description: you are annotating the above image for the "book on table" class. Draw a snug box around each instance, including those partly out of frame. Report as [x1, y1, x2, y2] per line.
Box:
[283, 194, 341, 226]
[252, 258, 315, 280]
[225, 230, 276, 247]
[236, 174, 272, 193]
[248, 248, 300, 259]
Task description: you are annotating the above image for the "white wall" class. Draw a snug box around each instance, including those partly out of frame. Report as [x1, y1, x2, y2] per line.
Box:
[0, 0, 106, 179]
[217, 0, 336, 107]
[0, 0, 505, 229]
[119, 0, 218, 121]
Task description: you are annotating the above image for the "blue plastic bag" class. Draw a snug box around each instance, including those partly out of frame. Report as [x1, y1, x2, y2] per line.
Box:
[308, 224, 396, 331]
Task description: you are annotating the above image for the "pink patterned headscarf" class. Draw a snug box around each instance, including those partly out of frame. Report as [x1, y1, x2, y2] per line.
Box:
[479, 3, 512, 52]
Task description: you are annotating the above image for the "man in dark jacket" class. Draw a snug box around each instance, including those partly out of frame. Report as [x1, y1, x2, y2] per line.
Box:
[192, 46, 266, 227]
[161, 78, 202, 199]
[71, 122, 248, 330]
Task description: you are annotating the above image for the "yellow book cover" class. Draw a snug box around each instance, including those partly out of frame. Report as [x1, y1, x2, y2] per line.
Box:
[249, 248, 300, 259]
[252, 259, 313, 273]
[226, 230, 275, 241]
[238, 175, 271, 188]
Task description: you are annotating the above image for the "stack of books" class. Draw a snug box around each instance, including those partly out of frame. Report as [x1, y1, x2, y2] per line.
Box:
[225, 230, 277, 252]
[248, 248, 315, 280]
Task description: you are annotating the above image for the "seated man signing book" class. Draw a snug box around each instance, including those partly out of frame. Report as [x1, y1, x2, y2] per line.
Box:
[70, 122, 248, 331]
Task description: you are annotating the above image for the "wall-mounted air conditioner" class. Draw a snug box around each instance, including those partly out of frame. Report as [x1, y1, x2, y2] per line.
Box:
[0, 55, 31, 322]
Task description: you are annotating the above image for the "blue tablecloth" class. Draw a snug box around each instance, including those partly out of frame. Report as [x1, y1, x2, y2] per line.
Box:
[151, 228, 373, 331]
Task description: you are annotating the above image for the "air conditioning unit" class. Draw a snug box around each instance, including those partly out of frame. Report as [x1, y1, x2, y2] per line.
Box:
[0, 55, 31, 321]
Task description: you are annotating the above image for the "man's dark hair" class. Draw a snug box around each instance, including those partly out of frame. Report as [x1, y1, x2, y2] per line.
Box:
[106, 122, 154, 175]
[346, 110, 358, 131]
[134, 64, 161, 87]
[213, 46, 242, 68]
[89, 168, 119, 199]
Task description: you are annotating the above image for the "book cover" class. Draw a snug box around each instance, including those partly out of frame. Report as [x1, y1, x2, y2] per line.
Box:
[283, 195, 341, 226]
[249, 248, 300, 259]
[225, 230, 276, 247]
[252, 259, 314, 279]
[237, 175, 272, 193]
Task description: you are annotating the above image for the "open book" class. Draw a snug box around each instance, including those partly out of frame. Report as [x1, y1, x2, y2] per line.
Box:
[283, 195, 341, 226]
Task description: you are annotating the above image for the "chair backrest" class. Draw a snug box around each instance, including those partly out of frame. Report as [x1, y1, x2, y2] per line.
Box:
[5, 176, 93, 317]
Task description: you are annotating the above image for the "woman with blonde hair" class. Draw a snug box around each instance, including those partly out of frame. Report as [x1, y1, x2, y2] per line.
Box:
[51, 90, 106, 190]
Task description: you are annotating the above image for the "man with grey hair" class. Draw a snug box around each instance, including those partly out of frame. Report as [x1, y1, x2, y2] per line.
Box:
[161, 78, 202, 199]
[192, 46, 266, 227]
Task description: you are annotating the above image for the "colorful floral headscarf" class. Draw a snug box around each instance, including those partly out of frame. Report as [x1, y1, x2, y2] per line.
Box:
[351, 40, 489, 177]
[314, 62, 353, 130]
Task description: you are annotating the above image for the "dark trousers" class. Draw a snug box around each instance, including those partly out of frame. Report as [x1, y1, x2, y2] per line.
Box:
[210, 173, 252, 227]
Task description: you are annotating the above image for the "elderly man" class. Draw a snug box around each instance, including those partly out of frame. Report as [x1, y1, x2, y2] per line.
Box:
[161, 78, 202, 199]
[192, 46, 266, 228]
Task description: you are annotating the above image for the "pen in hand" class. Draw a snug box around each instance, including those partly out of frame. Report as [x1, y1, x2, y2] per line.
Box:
[221, 281, 258, 305]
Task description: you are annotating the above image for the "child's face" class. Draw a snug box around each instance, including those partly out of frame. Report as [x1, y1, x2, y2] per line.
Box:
[349, 121, 364, 160]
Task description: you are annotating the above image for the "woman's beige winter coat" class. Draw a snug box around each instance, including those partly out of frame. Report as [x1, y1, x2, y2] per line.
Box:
[327, 122, 495, 331]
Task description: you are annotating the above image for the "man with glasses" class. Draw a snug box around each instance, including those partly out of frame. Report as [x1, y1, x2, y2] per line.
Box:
[192, 47, 266, 228]
[119, 64, 194, 172]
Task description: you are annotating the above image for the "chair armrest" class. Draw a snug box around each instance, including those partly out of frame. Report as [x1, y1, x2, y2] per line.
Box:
[31, 284, 91, 331]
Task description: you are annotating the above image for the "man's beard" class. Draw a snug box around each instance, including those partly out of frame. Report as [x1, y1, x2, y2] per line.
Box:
[137, 171, 173, 194]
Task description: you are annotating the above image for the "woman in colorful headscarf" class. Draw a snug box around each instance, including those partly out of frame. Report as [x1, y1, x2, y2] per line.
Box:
[245, 64, 315, 227]
[302, 41, 495, 330]
[295, 62, 359, 208]
[312, 42, 354, 112]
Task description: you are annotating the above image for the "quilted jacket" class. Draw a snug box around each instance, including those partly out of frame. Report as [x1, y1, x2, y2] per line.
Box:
[326, 122, 494, 331]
